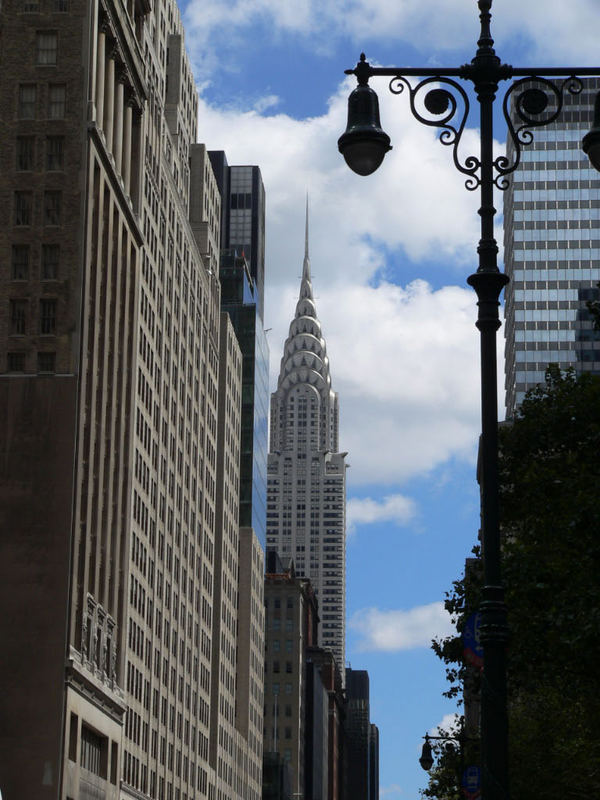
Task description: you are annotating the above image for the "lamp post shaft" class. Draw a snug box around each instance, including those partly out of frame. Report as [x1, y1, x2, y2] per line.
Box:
[339, 3, 600, 800]
[467, 7, 510, 798]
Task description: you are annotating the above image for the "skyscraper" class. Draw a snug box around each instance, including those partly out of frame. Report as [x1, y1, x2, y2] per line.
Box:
[0, 3, 263, 799]
[267, 209, 347, 672]
[209, 150, 269, 548]
[344, 669, 379, 800]
[503, 80, 600, 416]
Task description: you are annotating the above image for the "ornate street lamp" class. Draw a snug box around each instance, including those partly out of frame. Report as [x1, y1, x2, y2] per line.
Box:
[339, 2, 600, 799]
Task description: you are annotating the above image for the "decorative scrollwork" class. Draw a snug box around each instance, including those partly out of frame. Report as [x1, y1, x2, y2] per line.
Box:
[497, 75, 584, 188]
[389, 75, 479, 190]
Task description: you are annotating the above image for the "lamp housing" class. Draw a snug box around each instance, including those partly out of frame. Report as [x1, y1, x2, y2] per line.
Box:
[338, 83, 392, 176]
[582, 92, 600, 172]
[419, 737, 434, 771]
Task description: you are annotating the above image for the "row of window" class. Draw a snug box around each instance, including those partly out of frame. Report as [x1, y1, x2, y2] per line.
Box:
[9, 298, 57, 334]
[512, 207, 600, 221]
[6, 351, 55, 373]
[512, 228, 600, 242]
[512, 248, 600, 262]
[18, 82, 66, 119]
[19, 1, 69, 12]
[12, 190, 62, 226]
[509, 269, 600, 282]
[10, 243, 60, 280]
[15, 135, 64, 171]
[513, 188, 600, 202]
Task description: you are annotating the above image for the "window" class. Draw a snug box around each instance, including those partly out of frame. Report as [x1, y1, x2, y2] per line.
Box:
[48, 84, 66, 118]
[10, 300, 27, 334]
[54, 0, 68, 9]
[42, 244, 59, 279]
[12, 245, 30, 279]
[44, 190, 61, 225]
[40, 299, 57, 334]
[37, 32, 57, 65]
[80, 725, 105, 777]
[38, 352, 55, 373]
[18, 84, 37, 118]
[14, 192, 32, 225]
[7, 353, 25, 372]
[16, 137, 35, 170]
[22, 1, 40, 11]
[46, 136, 63, 170]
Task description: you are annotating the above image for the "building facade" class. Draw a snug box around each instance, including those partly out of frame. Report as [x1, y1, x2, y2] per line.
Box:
[263, 553, 320, 800]
[504, 79, 600, 416]
[210, 151, 269, 550]
[0, 3, 263, 800]
[266, 212, 347, 672]
[344, 669, 378, 800]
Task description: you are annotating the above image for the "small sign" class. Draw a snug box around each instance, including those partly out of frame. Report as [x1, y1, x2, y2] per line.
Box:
[461, 765, 481, 800]
[463, 611, 483, 668]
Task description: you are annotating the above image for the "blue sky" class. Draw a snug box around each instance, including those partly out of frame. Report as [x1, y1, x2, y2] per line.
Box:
[175, 1, 598, 797]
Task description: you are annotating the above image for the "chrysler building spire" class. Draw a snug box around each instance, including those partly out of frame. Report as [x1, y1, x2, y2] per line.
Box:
[267, 207, 347, 674]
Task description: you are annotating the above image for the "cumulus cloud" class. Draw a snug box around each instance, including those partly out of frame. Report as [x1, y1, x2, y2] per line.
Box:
[380, 785, 404, 799]
[350, 602, 454, 651]
[181, 0, 599, 79]
[190, 73, 505, 487]
[347, 493, 417, 536]
[430, 712, 461, 737]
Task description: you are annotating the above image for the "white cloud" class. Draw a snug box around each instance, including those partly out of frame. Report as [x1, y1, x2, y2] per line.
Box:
[347, 494, 417, 535]
[182, 0, 600, 78]
[380, 784, 405, 799]
[192, 75, 507, 487]
[430, 712, 460, 737]
[252, 94, 281, 113]
[350, 602, 454, 652]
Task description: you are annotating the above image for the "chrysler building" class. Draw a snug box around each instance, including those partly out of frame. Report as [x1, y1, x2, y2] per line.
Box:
[267, 207, 347, 671]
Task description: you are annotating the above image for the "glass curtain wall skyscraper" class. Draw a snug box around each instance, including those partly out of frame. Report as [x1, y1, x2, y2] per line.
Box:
[504, 79, 600, 417]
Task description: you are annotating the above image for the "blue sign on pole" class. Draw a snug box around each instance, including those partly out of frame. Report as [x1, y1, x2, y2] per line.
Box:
[461, 765, 481, 800]
[463, 611, 483, 668]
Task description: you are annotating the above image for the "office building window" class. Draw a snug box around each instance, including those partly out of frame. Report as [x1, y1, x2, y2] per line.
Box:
[14, 191, 32, 225]
[54, 0, 68, 9]
[37, 352, 56, 373]
[48, 84, 66, 118]
[37, 32, 57, 65]
[40, 299, 57, 334]
[16, 136, 35, 170]
[46, 136, 64, 170]
[18, 84, 37, 118]
[7, 353, 25, 372]
[12, 245, 30, 280]
[44, 190, 61, 225]
[80, 725, 104, 776]
[42, 244, 59, 279]
[10, 300, 27, 335]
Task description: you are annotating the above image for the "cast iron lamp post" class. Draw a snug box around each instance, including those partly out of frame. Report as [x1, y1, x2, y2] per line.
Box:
[338, 2, 600, 799]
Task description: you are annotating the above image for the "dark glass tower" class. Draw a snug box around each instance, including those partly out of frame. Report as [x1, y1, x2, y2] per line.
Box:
[220, 250, 269, 548]
[209, 151, 269, 549]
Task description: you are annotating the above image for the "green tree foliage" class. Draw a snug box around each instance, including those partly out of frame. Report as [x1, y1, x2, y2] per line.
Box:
[426, 368, 600, 800]
[585, 281, 600, 331]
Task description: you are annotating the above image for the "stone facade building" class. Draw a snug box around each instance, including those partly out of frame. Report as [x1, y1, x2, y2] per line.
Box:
[0, 3, 263, 800]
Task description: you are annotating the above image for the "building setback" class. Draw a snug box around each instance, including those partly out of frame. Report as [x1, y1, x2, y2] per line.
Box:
[0, 3, 263, 800]
[504, 79, 600, 416]
[267, 208, 347, 673]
